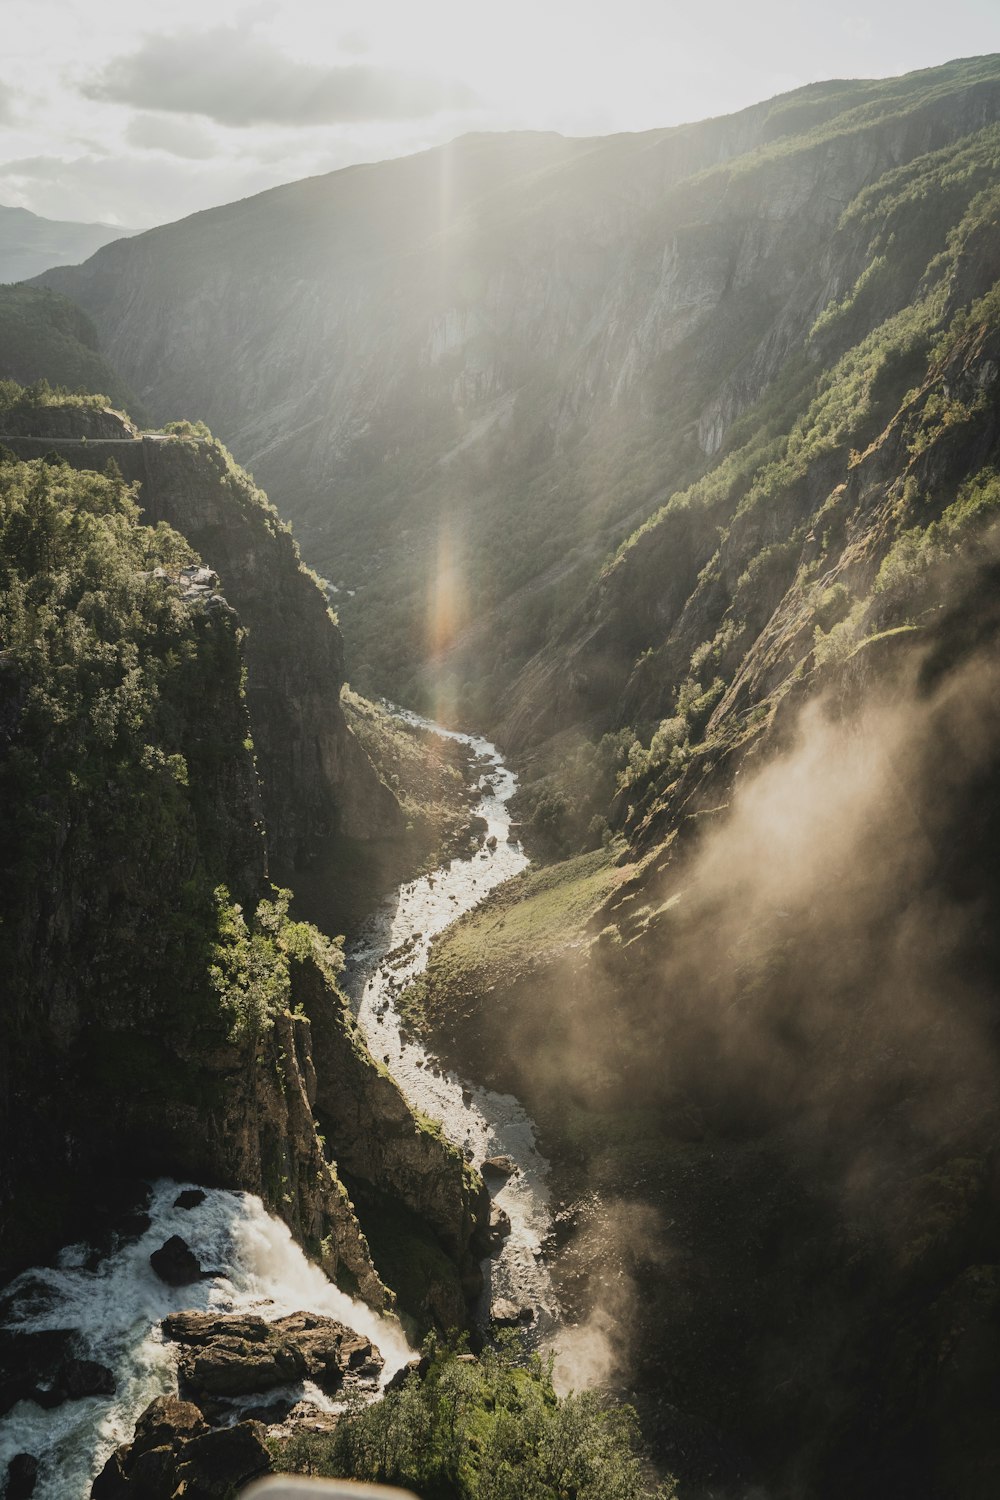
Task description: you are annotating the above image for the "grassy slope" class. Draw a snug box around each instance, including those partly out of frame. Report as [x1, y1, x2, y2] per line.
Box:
[0, 285, 139, 415]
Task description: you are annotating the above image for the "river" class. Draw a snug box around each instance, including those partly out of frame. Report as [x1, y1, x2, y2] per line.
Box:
[0, 716, 558, 1496]
[343, 712, 558, 1336]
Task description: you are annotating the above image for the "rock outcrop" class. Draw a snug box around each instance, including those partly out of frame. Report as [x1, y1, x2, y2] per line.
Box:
[163, 1309, 381, 1407]
[0, 411, 402, 881]
[0, 447, 480, 1318]
[0, 1329, 115, 1415]
[91, 1397, 271, 1499]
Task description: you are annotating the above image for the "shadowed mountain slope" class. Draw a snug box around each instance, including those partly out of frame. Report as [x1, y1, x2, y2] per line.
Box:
[38, 56, 1000, 727]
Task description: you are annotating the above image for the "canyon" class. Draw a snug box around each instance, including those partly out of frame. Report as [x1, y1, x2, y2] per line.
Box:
[2, 50, 1000, 1500]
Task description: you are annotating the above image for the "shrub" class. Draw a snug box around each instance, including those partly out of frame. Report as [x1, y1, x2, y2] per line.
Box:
[271, 1336, 673, 1500]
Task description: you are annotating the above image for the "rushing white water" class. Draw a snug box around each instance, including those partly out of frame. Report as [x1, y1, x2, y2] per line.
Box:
[344, 712, 560, 1337]
[0, 713, 560, 1497]
[0, 1182, 412, 1498]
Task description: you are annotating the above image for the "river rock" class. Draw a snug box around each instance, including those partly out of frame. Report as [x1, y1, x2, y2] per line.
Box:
[175, 1423, 272, 1493]
[490, 1298, 534, 1327]
[173, 1189, 207, 1210]
[488, 1203, 512, 1249]
[163, 1309, 382, 1405]
[0, 1329, 116, 1415]
[91, 1396, 270, 1498]
[149, 1235, 202, 1286]
[385, 1354, 431, 1393]
[482, 1155, 517, 1181]
[61, 1358, 117, 1401]
[5, 1454, 38, 1499]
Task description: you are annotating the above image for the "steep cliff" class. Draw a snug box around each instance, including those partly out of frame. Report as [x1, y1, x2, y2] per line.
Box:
[37, 56, 1000, 724]
[0, 448, 484, 1326]
[410, 170, 1000, 1500]
[0, 391, 403, 893]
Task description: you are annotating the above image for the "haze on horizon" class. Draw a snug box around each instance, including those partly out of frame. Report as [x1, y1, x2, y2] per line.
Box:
[1, 0, 998, 230]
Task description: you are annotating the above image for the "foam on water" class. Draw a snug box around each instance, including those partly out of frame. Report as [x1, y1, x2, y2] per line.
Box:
[0, 1181, 411, 1497]
[344, 713, 560, 1335]
[0, 711, 560, 1495]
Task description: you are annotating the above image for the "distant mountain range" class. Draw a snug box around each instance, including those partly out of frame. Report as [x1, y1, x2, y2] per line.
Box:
[0, 203, 131, 283]
[36, 55, 1000, 737]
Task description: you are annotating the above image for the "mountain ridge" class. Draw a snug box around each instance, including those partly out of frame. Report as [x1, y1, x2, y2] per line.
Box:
[35, 56, 1000, 735]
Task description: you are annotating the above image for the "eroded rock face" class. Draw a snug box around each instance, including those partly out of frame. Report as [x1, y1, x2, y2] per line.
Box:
[163, 1308, 382, 1408]
[90, 1395, 271, 1499]
[293, 952, 490, 1309]
[0, 1329, 115, 1416]
[149, 1236, 202, 1288]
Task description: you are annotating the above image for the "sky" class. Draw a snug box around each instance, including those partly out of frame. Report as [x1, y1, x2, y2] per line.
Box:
[1, 0, 997, 230]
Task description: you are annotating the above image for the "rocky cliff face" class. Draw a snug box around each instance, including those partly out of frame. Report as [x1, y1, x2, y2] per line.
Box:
[0, 444, 483, 1324]
[0, 403, 402, 887]
[502, 102, 1000, 760]
[37, 57, 1000, 722]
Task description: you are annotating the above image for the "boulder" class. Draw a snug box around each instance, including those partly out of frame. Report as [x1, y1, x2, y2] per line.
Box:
[174, 1422, 271, 1495]
[271, 1311, 381, 1385]
[60, 1358, 116, 1401]
[132, 1396, 207, 1451]
[122, 1446, 176, 1500]
[149, 1236, 202, 1287]
[91, 1449, 130, 1498]
[177, 1337, 306, 1401]
[490, 1298, 534, 1327]
[163, 1309, 382, 1405]
[488, 1203, 512, 1250]
[385, 1354, 430, 1394]
[0, 1328, 115, 1415]
[5, 1454, 38, 1500]
[90, 1397, 270, 1498]
[482, 1155, 517, 1181]
[173, 1189, 207, 1211]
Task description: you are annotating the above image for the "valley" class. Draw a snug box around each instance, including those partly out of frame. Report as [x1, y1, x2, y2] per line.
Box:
[2, 46, 1000, 1500]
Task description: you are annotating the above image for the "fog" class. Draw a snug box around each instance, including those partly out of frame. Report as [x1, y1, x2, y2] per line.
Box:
[534, 607, 1000, 1409]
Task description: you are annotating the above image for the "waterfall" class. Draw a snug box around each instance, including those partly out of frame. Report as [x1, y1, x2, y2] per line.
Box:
[0, 1181, 412, 1498]
[0, 711, 558, 1497]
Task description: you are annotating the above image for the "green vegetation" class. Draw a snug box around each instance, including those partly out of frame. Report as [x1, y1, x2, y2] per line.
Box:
[0, 287, 137, 413]
[514, 727, 635, 858]
[272, 1337, 670, 1500]
[402, 847, 623, 1041]
[342, 689, 477, 868]
[0, 452, 256, 1030]
[210, 885, 345, 1041]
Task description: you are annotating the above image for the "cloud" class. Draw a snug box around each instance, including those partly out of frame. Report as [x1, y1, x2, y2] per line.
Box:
[0, 81, 18, 125]
[125, 112, 216, 160]
[84, 28, 479, 127]
[0, 151, 279, 229]
[337, 30, 370, 57]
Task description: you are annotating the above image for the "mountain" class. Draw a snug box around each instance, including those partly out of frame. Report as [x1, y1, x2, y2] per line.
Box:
[36, 55, 1000, 730]
[0, 203, 130, 283]
[0, 390, 486, 1331]
[413, 209, 1000, 1497]
[16, 54, 1000, 1497]
[0, 284, 138, 412]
